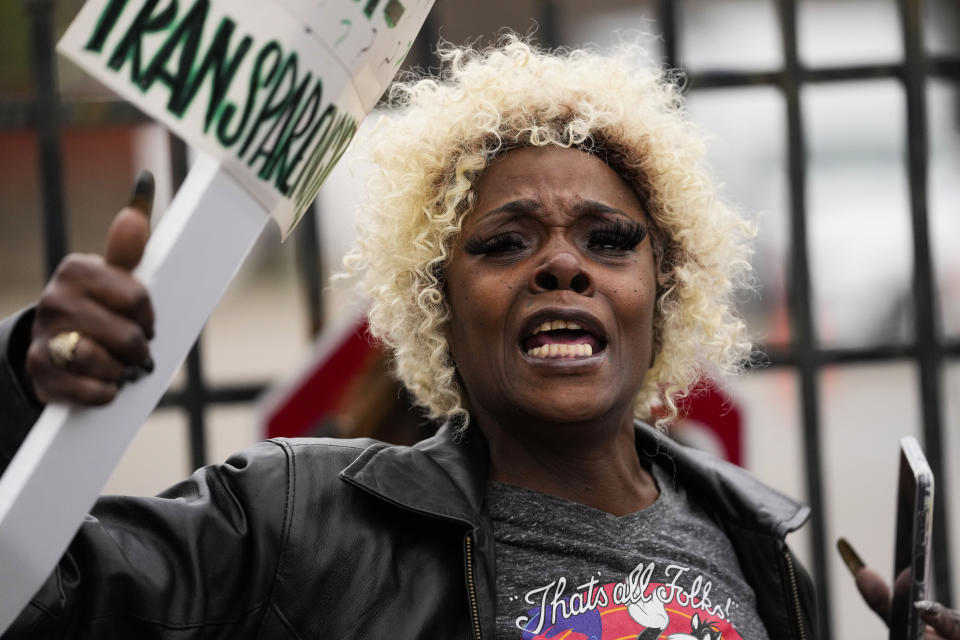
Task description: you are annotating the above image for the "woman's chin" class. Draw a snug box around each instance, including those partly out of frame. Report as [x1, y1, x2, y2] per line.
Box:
[515, 393, 629, 427]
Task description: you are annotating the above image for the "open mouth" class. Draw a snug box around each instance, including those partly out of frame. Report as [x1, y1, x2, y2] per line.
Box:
[520, 318, 606, 359]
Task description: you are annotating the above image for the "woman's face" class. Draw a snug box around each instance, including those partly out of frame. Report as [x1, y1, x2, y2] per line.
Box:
[444, 145, 657, 428]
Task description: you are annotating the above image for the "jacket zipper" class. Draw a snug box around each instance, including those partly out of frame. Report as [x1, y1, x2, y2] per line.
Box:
[783, 551, 807, 640]
[464, 533, 483, 640]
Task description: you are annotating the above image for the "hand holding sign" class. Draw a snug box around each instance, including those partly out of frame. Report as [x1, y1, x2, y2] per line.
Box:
[0, 0, 434, 632]
[26, 173, 155, 406]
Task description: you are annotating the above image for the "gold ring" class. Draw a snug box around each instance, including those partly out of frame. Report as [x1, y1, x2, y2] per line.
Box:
[48, 331, 81, 368]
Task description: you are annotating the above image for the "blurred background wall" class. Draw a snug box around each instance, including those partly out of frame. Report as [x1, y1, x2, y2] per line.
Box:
[1, 1, 959, 638]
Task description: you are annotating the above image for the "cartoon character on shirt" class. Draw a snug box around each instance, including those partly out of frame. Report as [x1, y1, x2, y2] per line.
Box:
[666, 612, 723, 640]
[630, 590, 669, 640]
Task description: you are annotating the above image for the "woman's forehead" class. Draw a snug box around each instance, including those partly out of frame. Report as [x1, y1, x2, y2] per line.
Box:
[468, 146, 646, 225]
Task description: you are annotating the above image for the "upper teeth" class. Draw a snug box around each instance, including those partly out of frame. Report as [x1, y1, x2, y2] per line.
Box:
[531, 320, 583, 335]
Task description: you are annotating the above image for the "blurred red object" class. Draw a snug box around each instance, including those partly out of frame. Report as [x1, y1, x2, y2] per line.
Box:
[672, 380, 743, 466]
[262, 315, 379, 439]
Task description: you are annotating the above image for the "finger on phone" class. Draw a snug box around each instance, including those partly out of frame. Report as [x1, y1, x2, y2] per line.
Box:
[916, 601, 960, 640]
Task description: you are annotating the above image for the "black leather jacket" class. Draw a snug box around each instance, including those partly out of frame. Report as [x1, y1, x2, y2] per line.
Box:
[1, 311, 818, 639]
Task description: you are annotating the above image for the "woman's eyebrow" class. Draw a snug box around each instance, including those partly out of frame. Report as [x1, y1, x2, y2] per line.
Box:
[476, 198, 541, 221]
[474, 198, 633, 224]
[573, 200, 628, 217]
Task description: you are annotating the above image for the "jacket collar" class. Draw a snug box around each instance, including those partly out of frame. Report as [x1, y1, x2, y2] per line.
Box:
[632, 421, 811, 537]
[340, 423, 488, 528]
[340, 420, 809, 538]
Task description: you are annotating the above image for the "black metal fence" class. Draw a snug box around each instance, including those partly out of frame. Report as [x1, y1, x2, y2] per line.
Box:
[655, 1, 959, 634]
[8, 1, 958, 638]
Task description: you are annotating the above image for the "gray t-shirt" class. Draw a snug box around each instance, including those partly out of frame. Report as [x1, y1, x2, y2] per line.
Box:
[488, 460, 771, 640]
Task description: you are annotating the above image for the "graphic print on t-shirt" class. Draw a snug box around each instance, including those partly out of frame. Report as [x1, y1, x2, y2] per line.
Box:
[488, 459, 771, 640]
[511, 561, 745, 640]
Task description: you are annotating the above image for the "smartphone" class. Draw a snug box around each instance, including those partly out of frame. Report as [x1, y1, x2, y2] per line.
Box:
[889, 436, 935, 640]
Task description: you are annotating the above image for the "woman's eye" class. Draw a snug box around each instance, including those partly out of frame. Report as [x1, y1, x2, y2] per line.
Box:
[587, 220, 647, 252]
[464, 232, 526, 255]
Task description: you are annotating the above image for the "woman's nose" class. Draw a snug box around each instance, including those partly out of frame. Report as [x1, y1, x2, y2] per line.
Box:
[530, 250, 593, 295]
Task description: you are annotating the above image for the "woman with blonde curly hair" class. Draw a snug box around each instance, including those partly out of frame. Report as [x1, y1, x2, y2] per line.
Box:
[4, 36, 955, 640]
[351, 37, 754, 433]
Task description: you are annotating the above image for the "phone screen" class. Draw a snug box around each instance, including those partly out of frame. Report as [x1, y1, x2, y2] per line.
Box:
[889, 437, 934, 640]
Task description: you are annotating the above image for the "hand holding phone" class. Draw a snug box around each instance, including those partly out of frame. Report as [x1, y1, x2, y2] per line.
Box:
[838, 437, 960, 640]
[890, 436, 935, 640]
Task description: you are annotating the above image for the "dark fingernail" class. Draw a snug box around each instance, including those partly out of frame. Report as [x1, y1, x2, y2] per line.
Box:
[127, 170, 155, 217]
[126, 366, 141, 382]
[116, 380, 125, 390]
[141, 356, 154, 374]
[837, 538, 865, 575]
[146, 327, 155, 341]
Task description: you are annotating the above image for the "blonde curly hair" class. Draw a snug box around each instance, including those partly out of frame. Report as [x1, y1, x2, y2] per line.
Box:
[345, 36, 755, 430]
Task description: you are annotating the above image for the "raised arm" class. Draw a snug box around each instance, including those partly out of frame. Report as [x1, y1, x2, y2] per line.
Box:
[1, 173, 294, 638]
[0, 173, 154, 473]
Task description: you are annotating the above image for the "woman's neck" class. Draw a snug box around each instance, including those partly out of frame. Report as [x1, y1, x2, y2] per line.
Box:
[479, 414, 659, 516]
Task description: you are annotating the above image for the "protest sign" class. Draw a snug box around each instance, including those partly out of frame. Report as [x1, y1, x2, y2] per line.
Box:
[0, 0, 433, 632]
[58, 0, 431, 236]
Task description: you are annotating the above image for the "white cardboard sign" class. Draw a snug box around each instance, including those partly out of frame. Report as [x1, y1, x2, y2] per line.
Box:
[58, 0, 432, 236]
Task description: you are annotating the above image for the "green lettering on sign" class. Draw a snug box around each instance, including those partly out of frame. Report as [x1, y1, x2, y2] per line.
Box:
[84, 0, 364, 213]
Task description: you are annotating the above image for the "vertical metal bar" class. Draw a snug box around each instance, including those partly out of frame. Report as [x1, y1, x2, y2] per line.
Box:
[24, 0, 68, 278]
[778, 0, 833, 635]
[899, 0, 953, 607]
[184, 342, 208, 470]
[295, 202, 324, 339]
[537, 0, 558, 48]
[413, 8, 436, 69]
[658, 0, 680, 70]
[168, 135, 208, 469]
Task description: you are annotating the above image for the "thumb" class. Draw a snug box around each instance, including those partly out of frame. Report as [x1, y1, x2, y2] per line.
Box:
[916, 601, 960, 639]
[105, 170, 154, 271]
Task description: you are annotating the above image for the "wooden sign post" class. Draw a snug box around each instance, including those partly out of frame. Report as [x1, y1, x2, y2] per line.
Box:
[0, 0, 433, 631]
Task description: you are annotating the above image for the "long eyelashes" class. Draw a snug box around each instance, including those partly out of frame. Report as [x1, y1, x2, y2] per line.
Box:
[464, 219, 647, 256]
[464, 231, 525, 255]
[587, 219, 646, 251]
